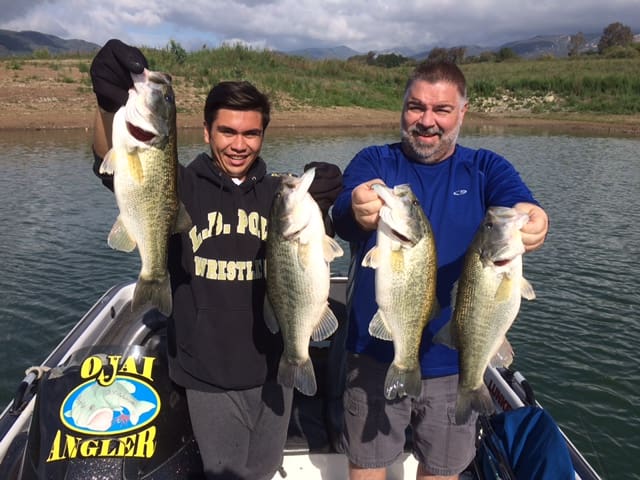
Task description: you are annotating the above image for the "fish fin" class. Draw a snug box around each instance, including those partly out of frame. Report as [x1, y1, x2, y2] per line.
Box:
[323, 236, 344, 263]
[127, 152, 144, 184]
[263, 295, 280, 334]
[521, 277, 536, 300]
[361, 246, 380, 268]
[490, 337, 514, 368]
[173, 202, 193, 233]
[368, 310, 393, 341]
[278, 357, 317, 396]
[384, 364, 422, 400]
[455, 385, 494, 425]
[100, 149, 118, 175]
[132, 275, 172, 316]
[450, 280, 459, 305]
[432, 320, 457, 349]
[494, 276, 514, 303]
[107, 217, 137, 252]
[311, 305, 339, 341]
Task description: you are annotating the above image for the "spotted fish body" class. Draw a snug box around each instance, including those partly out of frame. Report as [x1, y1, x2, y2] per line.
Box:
[264, 168, 344, 396]
[100, 69, 191, 316]
[363, 183, 438, 400]
[446, 206, 535, 424]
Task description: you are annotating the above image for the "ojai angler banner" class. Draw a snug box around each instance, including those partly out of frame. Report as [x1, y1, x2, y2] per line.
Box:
[50, 353, 160, 460]
[22, 344, 198, 478]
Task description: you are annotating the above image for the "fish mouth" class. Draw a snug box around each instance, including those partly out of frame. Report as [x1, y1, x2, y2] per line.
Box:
[378, 206, 418, 246]
[126, 122, 156, 143]
[493, 258, 512, 267]
[373, 184, 420, 246]
[124, 68, 170, 143]
[283, 223, 305, 240]
[388, 226, 415, 245]
[278, 169, 315, 239]
[481, 242, 520, 266]
[485, 243, 524, 266]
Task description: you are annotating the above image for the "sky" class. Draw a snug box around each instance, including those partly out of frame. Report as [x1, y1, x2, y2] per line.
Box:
[1, 0, 639, 53]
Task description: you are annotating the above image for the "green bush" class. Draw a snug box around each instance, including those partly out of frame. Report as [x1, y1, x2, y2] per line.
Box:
[603, 46, 640, 58]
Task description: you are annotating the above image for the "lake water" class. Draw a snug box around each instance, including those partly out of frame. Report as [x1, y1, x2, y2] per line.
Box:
[1, 125, 638, 479]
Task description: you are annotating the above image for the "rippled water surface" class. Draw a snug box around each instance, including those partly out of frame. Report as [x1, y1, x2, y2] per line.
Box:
[1, 126, 638, 479]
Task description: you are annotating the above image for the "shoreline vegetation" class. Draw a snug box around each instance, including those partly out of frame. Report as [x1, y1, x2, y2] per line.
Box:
[1, 49, 639, 136]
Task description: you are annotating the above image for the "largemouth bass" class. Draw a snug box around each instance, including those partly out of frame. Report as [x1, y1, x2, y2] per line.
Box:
[363, 183, 438, 400]
[440, 206, 535, 424]
[264, 168, 344, 396]
[100, 69, 192, 316]
[64, 380, 155, 431]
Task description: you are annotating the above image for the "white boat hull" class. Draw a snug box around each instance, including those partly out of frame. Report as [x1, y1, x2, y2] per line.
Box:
[274, 452, 419, 480]
[0, 278, 600, 480]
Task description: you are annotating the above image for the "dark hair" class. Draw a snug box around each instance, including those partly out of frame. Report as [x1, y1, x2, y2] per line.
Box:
[203, 81, 271, 129]
[405, 60, 467, 100]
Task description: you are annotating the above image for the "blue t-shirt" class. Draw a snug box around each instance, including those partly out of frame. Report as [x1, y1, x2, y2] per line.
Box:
[332, 143, 538, 378]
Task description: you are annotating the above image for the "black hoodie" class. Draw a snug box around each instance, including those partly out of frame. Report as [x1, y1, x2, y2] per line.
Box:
[167, 152, 284, 391]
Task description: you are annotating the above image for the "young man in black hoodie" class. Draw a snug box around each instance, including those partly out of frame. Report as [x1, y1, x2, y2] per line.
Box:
[90, 39, 343, 479]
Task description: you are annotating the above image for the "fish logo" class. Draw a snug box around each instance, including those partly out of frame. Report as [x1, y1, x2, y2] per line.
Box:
[453, 189, 468, 196]
[61, 377, 159, 435]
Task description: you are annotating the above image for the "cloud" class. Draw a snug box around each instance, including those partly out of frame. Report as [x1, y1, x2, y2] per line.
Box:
[0, 0, 51, 23]
[1, 0, 639, 53]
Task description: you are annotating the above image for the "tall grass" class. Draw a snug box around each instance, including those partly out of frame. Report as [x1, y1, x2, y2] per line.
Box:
[142, 45, 409, 110]
[142, 46, 640, 114]
[4, 46, 640, 114]
[463, 57, 640, 114]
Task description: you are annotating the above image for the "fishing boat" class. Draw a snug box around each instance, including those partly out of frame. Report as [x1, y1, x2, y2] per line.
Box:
[0, 277, 601, 479]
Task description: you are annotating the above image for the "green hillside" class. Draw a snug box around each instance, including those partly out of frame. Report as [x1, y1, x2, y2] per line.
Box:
[3, 43, 639, 117]
[142, 44, 640, 115]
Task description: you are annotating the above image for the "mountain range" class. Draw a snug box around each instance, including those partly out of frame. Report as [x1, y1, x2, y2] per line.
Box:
[0, 30, 99, 57]
[287, 32, 607, 60]
[0, 28, 634, 61]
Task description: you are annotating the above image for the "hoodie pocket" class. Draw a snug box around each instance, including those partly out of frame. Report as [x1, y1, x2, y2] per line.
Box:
[178, 306, 278, 389]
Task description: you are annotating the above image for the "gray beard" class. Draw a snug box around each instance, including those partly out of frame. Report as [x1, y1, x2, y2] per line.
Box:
[401, 123, 461, 164]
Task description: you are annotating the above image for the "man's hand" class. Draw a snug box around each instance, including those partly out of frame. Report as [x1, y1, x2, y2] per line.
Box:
[351, 180, 385, 231]
[90, 39, 148, 112]
[514, 202, 549, 252]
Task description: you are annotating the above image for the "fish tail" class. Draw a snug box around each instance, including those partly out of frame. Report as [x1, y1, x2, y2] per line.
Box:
[130, 400, 156, 425]
[455, 385, 494, 424]
[132, 275, 172, 316]
[384, 364, 422, 400]
[278, 357, 317, 396]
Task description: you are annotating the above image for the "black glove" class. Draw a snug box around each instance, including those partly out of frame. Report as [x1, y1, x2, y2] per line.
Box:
[305, 162, 343, 237]
[305, 162, 343, 212]
[90, 39, 148, 112]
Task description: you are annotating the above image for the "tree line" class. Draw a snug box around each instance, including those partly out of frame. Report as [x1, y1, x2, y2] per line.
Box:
[354, 21, 638, 67]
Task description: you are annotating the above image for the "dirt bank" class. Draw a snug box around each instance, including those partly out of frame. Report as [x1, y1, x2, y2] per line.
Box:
[1, 59, 639, 136]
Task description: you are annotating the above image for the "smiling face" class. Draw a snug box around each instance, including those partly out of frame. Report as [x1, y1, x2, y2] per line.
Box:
[400, 79, 468, 164]
[204, 108, 265, 181]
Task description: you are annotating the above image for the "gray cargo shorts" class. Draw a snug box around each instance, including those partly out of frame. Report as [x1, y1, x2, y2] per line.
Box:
[187, 380, 293, 480]
[341, 353, 478, 476]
